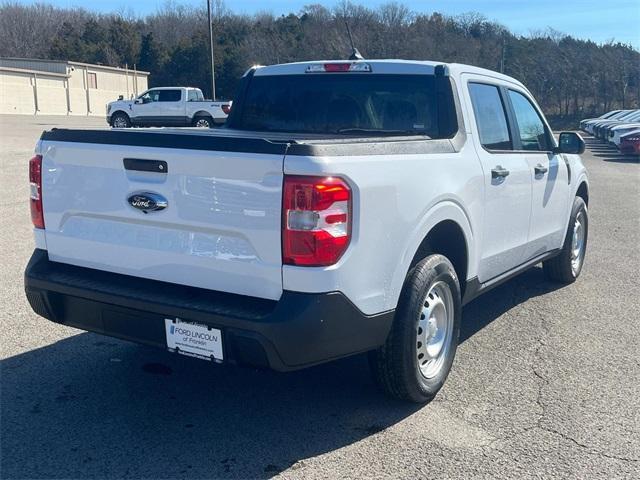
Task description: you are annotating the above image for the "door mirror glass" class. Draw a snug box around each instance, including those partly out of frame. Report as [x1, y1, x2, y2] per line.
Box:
[557, 132, 585, 155]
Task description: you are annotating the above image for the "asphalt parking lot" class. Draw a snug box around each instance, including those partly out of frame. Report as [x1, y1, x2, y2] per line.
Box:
[1, 114, 638, 479]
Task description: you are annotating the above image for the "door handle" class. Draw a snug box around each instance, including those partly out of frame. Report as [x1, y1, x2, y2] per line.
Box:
[534, 164, 548, 175]
[123, 158, 168, 173]
[491, 166, 510, 179]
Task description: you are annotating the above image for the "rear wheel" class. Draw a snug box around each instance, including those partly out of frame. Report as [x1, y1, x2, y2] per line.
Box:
[543, 196, 588, 283]
[111, 112, 131, 128]
[369, 254, 461, 403]
[193, 116, 213, 128]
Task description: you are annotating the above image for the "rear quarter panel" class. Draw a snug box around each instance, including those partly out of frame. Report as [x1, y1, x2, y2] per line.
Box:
[282, 139, 483, 316]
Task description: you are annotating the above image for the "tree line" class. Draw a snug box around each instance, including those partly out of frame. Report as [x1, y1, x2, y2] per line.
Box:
[1, 1, 638, 120]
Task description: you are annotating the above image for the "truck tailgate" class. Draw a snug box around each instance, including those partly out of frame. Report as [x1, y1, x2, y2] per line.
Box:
[39, 130, 286, 300]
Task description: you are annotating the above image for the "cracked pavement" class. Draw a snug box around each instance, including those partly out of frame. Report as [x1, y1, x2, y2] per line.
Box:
[1, 116, 639, 479]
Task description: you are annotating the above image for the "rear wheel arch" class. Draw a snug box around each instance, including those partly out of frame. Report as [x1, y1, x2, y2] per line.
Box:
[391, 201, 475, 310]
[193, 110, 212, 118]
[192, 113, 214, 128]
[410, 220, 469, 297]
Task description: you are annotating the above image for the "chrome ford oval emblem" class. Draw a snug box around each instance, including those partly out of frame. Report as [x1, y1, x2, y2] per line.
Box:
[127, 191, 168, 214]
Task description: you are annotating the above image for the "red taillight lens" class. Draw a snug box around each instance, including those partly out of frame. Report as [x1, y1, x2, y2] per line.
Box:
[29, 154, 44, 229]
[282, 176, 351, 266]
[222, 104, 231, 115]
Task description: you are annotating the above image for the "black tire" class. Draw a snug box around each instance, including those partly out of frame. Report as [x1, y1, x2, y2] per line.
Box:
[193, 116, 213, 128]
[543, 196, 588, 283]
[369, 254, 461, 403]
[110, 112, 131, 128]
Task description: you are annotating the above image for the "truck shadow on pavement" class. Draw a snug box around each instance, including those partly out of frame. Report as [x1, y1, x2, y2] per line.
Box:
[2, 267, 563, 479]
[460, 266, 562, 343]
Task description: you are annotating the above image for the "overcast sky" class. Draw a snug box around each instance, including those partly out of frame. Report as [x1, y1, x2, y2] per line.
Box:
[19, 0, 640, 48]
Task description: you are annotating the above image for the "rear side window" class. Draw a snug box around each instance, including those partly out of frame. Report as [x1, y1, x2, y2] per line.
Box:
[188, 90, 204, 102]
[235, 74, 447, 137]
[508, 90, 550, 151]
[159, 90, 181, 102]
[468, 83, 511, 150]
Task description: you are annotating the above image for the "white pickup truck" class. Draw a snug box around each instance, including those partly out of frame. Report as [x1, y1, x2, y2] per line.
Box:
[106, 87, 231, 128]
[26, 60, 589, 402]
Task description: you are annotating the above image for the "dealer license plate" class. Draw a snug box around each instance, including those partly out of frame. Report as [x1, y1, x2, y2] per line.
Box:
[164, 318, 223, 361]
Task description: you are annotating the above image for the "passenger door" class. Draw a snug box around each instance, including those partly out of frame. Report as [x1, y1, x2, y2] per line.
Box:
[505, 89, 570, 260]
[466, 80, 533, 282]
[156, 89, 185, 126]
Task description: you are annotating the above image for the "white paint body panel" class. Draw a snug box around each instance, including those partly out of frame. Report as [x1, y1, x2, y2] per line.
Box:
[38, 60, 589, 316]
[39, 141, 284, 300]
[282, 140, 483, 315]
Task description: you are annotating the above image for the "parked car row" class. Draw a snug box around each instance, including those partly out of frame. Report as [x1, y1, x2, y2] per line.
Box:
[580, 109, 640, 155]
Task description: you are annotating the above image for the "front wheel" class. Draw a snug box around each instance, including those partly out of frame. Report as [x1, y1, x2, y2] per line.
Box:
[543, 196, 588, 283]
[111, 112, 131, 128]
[369, 254, 461, 403]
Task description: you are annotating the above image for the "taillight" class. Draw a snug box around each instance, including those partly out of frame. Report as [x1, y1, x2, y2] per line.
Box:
[222, 104, 231, 115]
[282, 175, 351, 266]
[29, 154, 44, 229]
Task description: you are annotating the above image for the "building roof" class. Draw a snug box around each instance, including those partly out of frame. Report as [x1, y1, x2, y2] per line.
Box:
[0, 57, 150, 75]
[0, 66, 70, 78]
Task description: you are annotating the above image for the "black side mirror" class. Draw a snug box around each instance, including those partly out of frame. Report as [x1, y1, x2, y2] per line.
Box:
[556, 132, 585, 155]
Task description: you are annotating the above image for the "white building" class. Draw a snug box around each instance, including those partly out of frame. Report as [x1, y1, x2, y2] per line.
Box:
[0, 58, 149, 116]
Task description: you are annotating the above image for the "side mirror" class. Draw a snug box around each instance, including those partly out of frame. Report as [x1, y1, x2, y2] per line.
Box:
[556, 132, 585, 155]
[134, 99, 143, 105]
[118, 95, 124, 100]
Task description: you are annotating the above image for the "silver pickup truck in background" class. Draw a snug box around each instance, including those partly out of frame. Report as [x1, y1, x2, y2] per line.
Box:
[106, 86, 231, 128]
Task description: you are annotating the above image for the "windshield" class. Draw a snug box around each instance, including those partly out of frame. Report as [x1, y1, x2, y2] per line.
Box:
[234, 74, 441, 136]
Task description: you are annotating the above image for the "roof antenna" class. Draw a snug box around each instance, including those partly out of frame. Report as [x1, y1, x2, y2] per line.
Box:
[345, 21, 364, 60]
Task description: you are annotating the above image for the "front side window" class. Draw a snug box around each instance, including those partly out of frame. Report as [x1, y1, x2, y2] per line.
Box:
[159, 90, 181, 102]
[508, 90, 550, 151]
[468, 83, 512, 150]
[140, 90, 160, 103]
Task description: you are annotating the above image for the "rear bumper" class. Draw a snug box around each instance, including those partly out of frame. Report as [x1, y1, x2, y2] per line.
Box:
[24, 249, 393, 371]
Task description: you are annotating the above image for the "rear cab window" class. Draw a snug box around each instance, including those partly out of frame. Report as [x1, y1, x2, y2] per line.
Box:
[188, 89, 205, 102]
[229, 73, 457, 138]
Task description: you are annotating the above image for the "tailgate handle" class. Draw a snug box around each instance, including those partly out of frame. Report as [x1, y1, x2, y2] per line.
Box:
[123, 158, 168, 173]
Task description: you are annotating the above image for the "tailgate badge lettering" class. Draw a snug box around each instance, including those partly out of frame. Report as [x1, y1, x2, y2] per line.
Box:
[127, 192, 168, 214]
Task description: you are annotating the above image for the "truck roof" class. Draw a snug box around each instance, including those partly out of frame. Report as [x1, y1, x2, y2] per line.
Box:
[141, 86, 201, 90]
[253, 59, 526, 89]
